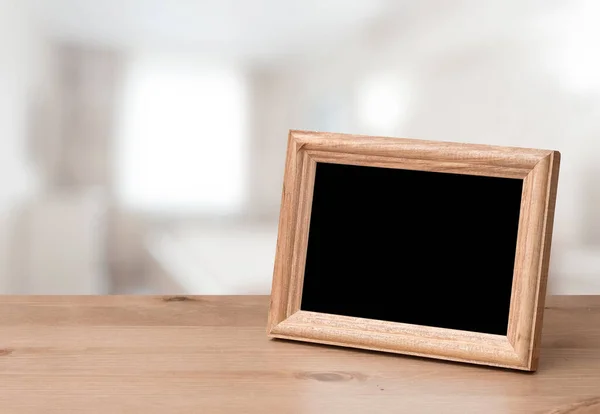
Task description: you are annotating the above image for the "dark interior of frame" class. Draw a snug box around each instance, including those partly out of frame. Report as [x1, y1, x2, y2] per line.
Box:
[301, 162, 524, 336]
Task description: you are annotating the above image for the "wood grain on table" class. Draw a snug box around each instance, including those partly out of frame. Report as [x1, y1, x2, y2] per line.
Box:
[0, 295, 598, 414]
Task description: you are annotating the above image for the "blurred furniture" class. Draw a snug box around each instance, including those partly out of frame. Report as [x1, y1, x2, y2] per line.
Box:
[105, 208, 151, 294]
[0, 295, 598, 413]
[145, 223, 277, 294]
[13, 191, 107, 294]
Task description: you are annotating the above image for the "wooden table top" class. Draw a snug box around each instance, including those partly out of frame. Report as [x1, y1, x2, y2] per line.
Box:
[0, 295, 599, 414]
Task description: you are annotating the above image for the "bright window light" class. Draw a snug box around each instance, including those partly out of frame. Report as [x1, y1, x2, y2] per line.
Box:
[116, 55, 247, 215]
[535, 0, 600, 94]
[356, 72, 410, 134]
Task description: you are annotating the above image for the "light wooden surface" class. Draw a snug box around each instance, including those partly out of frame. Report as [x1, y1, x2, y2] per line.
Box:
[0, 295, 599, 414]
[269, 130, 561, 370]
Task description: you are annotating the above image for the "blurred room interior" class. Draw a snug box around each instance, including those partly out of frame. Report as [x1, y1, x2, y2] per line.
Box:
[0, 0, 598, 294]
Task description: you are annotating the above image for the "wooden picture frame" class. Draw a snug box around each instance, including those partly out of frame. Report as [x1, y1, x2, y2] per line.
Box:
[267, 130, 561, 371]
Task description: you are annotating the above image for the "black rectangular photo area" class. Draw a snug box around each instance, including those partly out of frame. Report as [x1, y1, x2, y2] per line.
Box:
[300, 162, 524, 336]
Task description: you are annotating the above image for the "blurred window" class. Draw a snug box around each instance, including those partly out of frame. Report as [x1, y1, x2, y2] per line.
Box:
[116, 55, 247, 215]
[356, 72, 409, 134]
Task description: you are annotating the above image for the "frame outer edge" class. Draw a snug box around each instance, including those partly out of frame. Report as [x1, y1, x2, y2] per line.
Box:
[268, 131, 562, 371]
[291, 130, 550, 169]
[528, 151, 561, 371]
[267, 132, 301, 334]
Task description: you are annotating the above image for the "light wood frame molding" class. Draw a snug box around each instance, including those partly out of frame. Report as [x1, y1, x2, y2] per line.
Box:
[267, 130, 561, 371]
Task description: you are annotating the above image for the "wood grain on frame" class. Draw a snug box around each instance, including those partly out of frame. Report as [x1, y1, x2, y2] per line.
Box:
[306, 150, 531, 179]
[268, 130, 561, 371]
[508, 151, 561, 370]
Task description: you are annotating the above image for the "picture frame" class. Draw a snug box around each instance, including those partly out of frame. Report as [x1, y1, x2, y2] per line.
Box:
[267, 130, 561, 371]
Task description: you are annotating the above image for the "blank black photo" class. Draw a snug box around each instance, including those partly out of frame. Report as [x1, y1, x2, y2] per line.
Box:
[301, 162, 524, 336]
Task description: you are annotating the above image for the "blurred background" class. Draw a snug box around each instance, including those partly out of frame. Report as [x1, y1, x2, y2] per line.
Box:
[0, 0, 598, 294]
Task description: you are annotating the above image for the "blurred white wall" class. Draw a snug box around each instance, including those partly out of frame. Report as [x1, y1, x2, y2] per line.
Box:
[0, 0, 598, 294]
[0, 1, 46, 292]
[253, 1, 600, 293]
